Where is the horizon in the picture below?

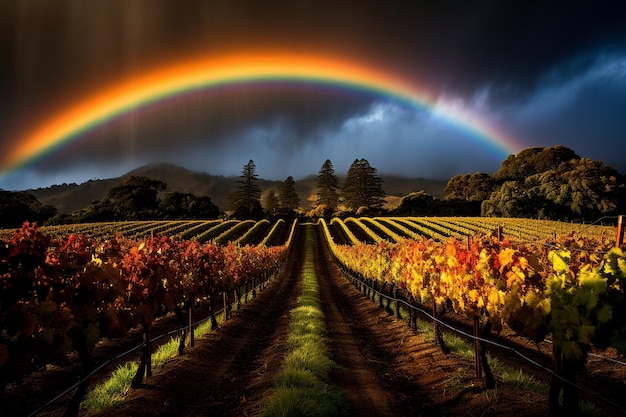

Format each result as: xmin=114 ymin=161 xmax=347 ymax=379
xmin=13 ymin=160 xmax=452 ymax=192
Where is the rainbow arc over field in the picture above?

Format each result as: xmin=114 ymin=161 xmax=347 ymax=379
xmin=1 ymin=52 xmax=522 ymax=177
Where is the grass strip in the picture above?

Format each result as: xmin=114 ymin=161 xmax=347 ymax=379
xmin=262 ymin=224 xmax=349 ymax=417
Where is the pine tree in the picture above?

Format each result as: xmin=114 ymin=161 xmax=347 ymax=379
xmin=278 ymin=176 xmax=300 ymax=216
xmin=313 ymin=159 xmax=340 ymax=214
xmin=232 ymin=160 xmax=263 ymax=219
xmin=342 ymin=158 xmax=385 ymax=213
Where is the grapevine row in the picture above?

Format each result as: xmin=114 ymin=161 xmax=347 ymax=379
xmin=320 ymin=218 xmax=626 ymax=414
xmin=1 ymin=219 xmax=297 ymax=247
xmin=0 ymin=222 xmax=289 ymax=414
xmin=320 ymin=216 xmax=617 ymax=249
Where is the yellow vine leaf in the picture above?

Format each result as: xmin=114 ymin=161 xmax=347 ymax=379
xmin=498 ymin=248 xmax=516 ymax=273
xmin=549 ymin=250 xmax=570 ymax=273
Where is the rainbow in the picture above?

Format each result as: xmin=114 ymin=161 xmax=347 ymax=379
xmin=1 ymin=52 xmax=522 ymax=176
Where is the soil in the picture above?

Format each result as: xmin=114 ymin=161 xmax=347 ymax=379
xmin=4 ymin=222 xmax=625 ymax=417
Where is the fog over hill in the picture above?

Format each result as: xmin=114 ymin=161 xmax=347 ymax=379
xmin=27 ymin=163 xmax=447 ymax=214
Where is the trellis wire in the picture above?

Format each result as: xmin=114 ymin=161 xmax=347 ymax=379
xmin=26 ymin=273 xmax=275 ymax=417
xmin=338 ymin=264 xmax=626 ymax=415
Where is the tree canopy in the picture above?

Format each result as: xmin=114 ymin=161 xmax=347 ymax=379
xmin=0 ymin=191 xmax=57 ymax=228
xmin=73 ymin=176 xmax=222 ymax=222
xmin=77 ymin=176 xmax=166 ymax=221
xmin=393 ymin=191 xmax=436 ymax=216
xmin=160 ymin=191 xmax=219 ymax=220
xmin=342 ymin=159 xmax=385 ymax=213
xmin=277 ymin=176 xmax=300 ymax=217
xmin=492 ymin=145 xmax=580 ymax=183
xmin=232 ymin=160 xmax=263 ymax=219
xmin=4 ymin=145 xmax=621 ymax=224
xmin=480 ymin=147 xmax=625 ymax=221
xmin=313 ymin=159 xmax=340 ymax=216
xmin=444 ymin=172 xmax=495 ymax=201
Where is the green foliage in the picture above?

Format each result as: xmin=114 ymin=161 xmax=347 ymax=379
xmin=278 ymin=176 xmax=300 ymax=217
xmin=482 ymin=147 xmax=625 ymax=221
xmin=0 ymin=190 xmax=57 ymax=227
xmin=393 ymin=191 xmax=436 ymax=216
xmin=445 ymin=172 xmax=495 ymax=201
xmin=159 ymin=191 xmax=219 ymax=219
xmin=78 ymin=176 xmax=166 ymax=221
xmin=493 ymin=145 xmax=579 ymax=183
xmin=312 ymin=159 xmax=340 ymax=214
xmin=232 ymin=160 xmax=263 ymax=219
xmin=341 ymin=158 xmax=385 ymax=213
xmin=545 ymin=248 xmax=626 ymax=360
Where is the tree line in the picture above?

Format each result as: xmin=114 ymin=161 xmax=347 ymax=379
xmin=34 ymin=176 xmax=221 ymax=225
xmin=443 ymin=145 xmax=626 ymax=222
xmin=1 ymin=145 xmax=624 ymax=227
xmin=231 ymin=158 xmax=386 ymax=220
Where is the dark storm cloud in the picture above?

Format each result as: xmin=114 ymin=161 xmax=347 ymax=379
xmin=27 ymin=85 xmax=380 ymax=175
xmin=496 ymin=60 xmax=626 ymax=171
xmin=1 ymin=0 xmax=626 ymax=189
xmin=405 ymin=0 xmax=626 ymax=102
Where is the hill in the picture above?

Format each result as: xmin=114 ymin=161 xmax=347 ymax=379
xmin=27 ymin=163 xmax=447 ymax=214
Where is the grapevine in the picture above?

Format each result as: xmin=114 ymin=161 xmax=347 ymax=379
xmin=0 ymin=221 xmax=288 ymax=414
xmin=323 ymin=220 xmax=626 ymax=414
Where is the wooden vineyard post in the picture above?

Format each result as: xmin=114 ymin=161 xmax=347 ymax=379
xmin=223 ymin=291 xmax=229 ymax=320
xmin=189 ymin=305 xmax=195 ymax=348
xmin=146 ymin=324 xmax=152 ymax=377
xmin=473 ymin=316 xmax=482 ymax=379
xmin=549 ymin=345 xmax=563 ymax=413
xmin=131 ymin=324 xmax=152 ymax=388
xmin=616 ymin=215 xmax=625 ymax=248
xmin=431 ymin=299 xmax=449 ymax=353
xmin=432 ymin=298 xmax=438 ymax=345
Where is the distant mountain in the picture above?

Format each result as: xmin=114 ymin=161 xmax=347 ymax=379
xmin=27 ymin=163 xmax=447 ymax=214
xmin=28 ymin=178 xmax=121 ymax=215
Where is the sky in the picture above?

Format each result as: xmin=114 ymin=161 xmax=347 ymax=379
xmin=1 ymin=0 xmax=625 ymax=191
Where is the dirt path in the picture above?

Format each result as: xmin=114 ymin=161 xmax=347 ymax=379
xmin=312 ymin=224 xmax=555 ymax=417
xmin=89 ymin=223 xmax=442 ymax=417
xmin=89 ymin=223 xmax=550 ymax=417
xmin=90 ymin=225 xmax=306 ymax=417
xmin=313 ymin=224 xmax=432 ymax=416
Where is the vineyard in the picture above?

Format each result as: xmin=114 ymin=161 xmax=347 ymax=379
xmin=322 ymin=216 xmax=626 ymax=415
xmin=0 ymin=219 xmax=296 ymax=416
xmin=325 ymin=216 xmax=616 ymax=245
xmin=0 ymin=218 xmax=294 ymax=247
xmin=1 ymin=216 xmax=625 ymax=416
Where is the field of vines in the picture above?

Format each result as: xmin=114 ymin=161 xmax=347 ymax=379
xmin=1 ymin=215 xmax=624 ymax=415
xmin=0 ymin=218 xmax=295 ymax=247
xmin=321 ymin=216 xmax=626 ymax=414
xmin=0 ymin=218 xmax=298 ymax=415
xmin=325 ymin=216 xmax=617 ymax=246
